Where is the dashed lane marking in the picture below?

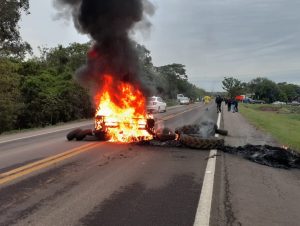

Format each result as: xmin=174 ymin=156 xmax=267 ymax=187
xmin=0 ymin=142 xmax=99 ymax=185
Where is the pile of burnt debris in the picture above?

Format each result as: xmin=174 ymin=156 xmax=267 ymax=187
xmin=138 ymin=121 xmax=300 ymax=170
xmin=222 ymin=145 xmax=300 ymax=169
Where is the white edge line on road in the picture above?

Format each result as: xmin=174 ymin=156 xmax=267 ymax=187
xmin=193 ymin=112 xmax=221 ymax=226
xmin=0 ymin=122 xmax=93 ymax=145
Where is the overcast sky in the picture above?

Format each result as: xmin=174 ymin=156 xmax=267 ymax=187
xmin=20 ymin=0 xmax=300 ymax=91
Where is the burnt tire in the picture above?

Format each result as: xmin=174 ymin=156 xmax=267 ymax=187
xmin=66 ymin=128 xmax=82 ymax=141
xmin=76 ymin=129 xmax=93 ymax=141
xmin=216 ymin=129 xmax=228 ymax=136
xmin=146 ymin=119 xmax=156 ymax=135
xmin=94 ymin=131 xmax=111 ymax=141
xmin=175 ymin=122 xmax=217 ymax=137
xmin=156 ymin=133 xmax=176 ymax=142
xmin=179 ymin=134 xmax=224 ymax=150
xmin=155 ymin=127 xmax=176 ymax=141
xmin=175 ymin=125 xmax=198 ymax=134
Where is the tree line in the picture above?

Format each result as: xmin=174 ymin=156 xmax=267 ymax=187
xmin=0 ymin=1 xmax=206 ymax=134
xmin=0 ymin=43 xmax=94 ymax=133
xmin=0 ymin=43 xmax=206 ymax=134
xmin=136 ymin=44 xmax=206 ymax=101
xmin=222 ymin=77 xmax=300 ymax=103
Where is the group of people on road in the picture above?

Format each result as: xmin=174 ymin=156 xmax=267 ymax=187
xmin=225 ymin=98 xmax=239 ymax=113
xmin=215 ymin=95 xmax=239 ymax=113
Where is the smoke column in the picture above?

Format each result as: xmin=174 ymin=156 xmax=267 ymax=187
xmin=54 ymin=0 xmax=155 ymax=100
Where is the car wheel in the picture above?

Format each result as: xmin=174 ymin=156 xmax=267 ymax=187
xmin=158 ymin=107 xmax=161 ymax=113
xmin=76 ymin=129 xmax=93 ymax=141
xmin=66 ymin=128 xmax=82 ymax=141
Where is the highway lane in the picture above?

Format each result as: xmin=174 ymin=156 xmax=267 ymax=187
xmin=3 ymin=102 xmax=298 ymax=226
xmin=0 ymin=102 xmax=218 ymax=226
xmin=0 ymin=103 xmax=205 ymax=173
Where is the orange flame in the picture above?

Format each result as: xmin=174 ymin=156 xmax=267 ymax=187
xmin=95 ymin=75 xmax=152 ymax=142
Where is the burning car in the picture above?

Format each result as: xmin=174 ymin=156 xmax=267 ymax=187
xmin=67 ymin=75 xmax=155 ymax=143
xmin=66 ymin=115 xmax=155 ymax=142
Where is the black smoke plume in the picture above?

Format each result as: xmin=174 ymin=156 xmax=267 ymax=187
xmin=54 ymin=0 xmax=155 ymax=102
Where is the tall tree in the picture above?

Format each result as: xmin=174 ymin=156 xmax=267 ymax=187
xmin=158 ymin=63 xmax=188 ymax=80
xmin=278 ymin=82 xmax=299 ymax=102
xmin=0 ymin=59 xmax=23 ymax=133
xmin=0 ymin=0 xmax=32 ymax=58
xmin=248 ymin=77 xmax=281 ymax=103
xmin=222 ymin=77 xmax=243 ymax=98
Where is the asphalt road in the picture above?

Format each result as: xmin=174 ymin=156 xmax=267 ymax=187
xmin=1 ymin=102 xmax=299 ymax=226
xmin=0 ymin=102 xmax=217 ymax=226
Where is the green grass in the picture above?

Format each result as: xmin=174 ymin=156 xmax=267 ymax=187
xmin=240 ymin=104 xmax=300 ymax=152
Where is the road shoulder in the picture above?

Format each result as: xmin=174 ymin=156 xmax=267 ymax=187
xmin=212 ymin=106 xmax=300 ymax=226
xmin=0 ymin=120 xmax=93 ymax=144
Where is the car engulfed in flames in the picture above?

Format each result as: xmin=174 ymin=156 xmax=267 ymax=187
xmin=67 ymin=74 xmax=155 ymax=143
xmin=93 ymin=74 xmax=154 ymax=142
xmin=93 ymin=115 xmax=155 ymax=142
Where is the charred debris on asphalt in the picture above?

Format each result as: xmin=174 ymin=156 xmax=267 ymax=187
xmin=138 ymin=121 xmax=300 ymax=170
xmin=67 ymin=119 xmax=300 ymax=170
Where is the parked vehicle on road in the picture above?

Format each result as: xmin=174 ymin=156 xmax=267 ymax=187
xmin=177 ymin=94 xmax=190 ymax=104
xmin=147 ymin=96 xmax=167 ymax=113
xmin=179 ymin=97 xmax=190 ymax=105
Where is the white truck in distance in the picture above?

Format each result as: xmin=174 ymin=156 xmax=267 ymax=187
xmin=177 ymin=94 xmax=190 ymax=105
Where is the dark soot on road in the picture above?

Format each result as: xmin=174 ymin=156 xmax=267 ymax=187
xmin=222 ymin=144 xmax=300 ymax=169
xmin=140 ymin=141 xmax=300 ymax=169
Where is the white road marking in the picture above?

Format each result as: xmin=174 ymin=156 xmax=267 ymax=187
xmin=193 ymin=112 xmax=221 ymax=226
xmin=0 ymin=122 xmax=93 ymax=144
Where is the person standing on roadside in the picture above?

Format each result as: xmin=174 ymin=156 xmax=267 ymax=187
xmin=227 ymin=98 xmax=232 ymax=112
xmin=231 ymin=99 xmax=238 ymax=113
xmin=215 ymin=95 xmax=222 ymax=113
xmin=234 ymin=99 xmax=239 ymax=112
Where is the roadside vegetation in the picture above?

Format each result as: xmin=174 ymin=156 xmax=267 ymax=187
xmin=222 ymin=77 xmax=300 ymax=103
xmin=239 ymin=104 xmax=300 ymax=152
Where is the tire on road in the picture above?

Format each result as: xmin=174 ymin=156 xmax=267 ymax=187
xmin=215 ymin=128 xmax=228 ymax=136
xmin=175 ymin=122 xmax=218 ymax=137
xmin=76 ymin=129 xmax=93 ymax=141
xmin=94 ymin=131 xmax=111 ymax=141
xmin=175 ymin=125 xmax=198 ymax=135
xmin=155 ymin=127 xmax=176 ymax=141
xmin=66 ymin=128 xmax=82 ymax=141
xmin=156 ymin=133 xmax=176 ymax=142
xmin=179 ymin=134 xmax=224 ymax=150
